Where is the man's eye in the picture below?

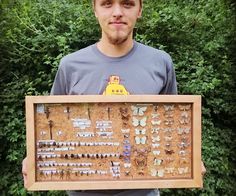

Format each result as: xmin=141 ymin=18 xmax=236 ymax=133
xmin=101 ymin=1 xmax=112 ymax=7
xmin=123 ymin=1 xmax=135 ymax=8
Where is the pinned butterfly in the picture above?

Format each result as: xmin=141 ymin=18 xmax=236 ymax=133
xmin=131 ymin=105 xmax=147 ymax=116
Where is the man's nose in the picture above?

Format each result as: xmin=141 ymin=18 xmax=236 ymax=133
xmin=112 ymin=4 xmax=123 ymax=17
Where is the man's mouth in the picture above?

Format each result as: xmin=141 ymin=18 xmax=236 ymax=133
xmin=109 ymin=21 xmax=127 ymax=25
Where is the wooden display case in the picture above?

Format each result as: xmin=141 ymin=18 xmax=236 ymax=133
xmin=25 ymin=95 xmax=202 ymax=190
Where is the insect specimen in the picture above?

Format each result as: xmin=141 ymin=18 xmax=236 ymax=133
xmin=135 ymin=128 xmax=146 ymax=135
xmin=135 ymin=136 xmax=147 ymax=144
xmin=131 ymin=105 xmax=147 ymax=116
xmin=132 ymin=117 xmax=147 ymax=127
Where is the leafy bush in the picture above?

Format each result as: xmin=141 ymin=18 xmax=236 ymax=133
xmin=0 ymin=0 xmax=235 ymax=195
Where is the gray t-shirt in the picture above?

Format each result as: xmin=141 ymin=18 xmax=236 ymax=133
xmin=51 ymin=41 xmax=177 ymax=196
xmin=51 ymin=41 xmax=177 ymax=95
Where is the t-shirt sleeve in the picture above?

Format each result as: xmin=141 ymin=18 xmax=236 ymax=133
xmin=160 ymin=53 xmax=178 ymax=95
xmin=50 ymin=60 xmax=67 ymax=95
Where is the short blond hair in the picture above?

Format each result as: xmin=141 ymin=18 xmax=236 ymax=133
xmin=93 ymin=0 xmax=142 ymax=7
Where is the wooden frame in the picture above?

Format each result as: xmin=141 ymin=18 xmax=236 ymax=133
xmin=25 ymin=95 xmax=202 ymax=190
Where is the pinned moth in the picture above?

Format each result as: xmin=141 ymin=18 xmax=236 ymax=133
xmin=56 ymin=130 xmax=63 ymax=136
xmin=177 ymin=127 xmax=191 ymax=134
xmin=153 ymin=158 xmax=163 ymax=166
xmin=178 ymin=167 xmax=189 ymax=174
xmin=165 ymin=157 xmax=174 ymax=164
xmin=123 ymin=133 xmax=130 ymax=138
xmin=164 ymin=113 xmax=174 ymax=118
xmin=124 ymin=163 xmax=131 ymax=168
xmin=152 ymin=136 xmax=160 ymax=142
xmin=151 ymin=120 xmax=161 ymax=126
xmin=164 ymin=136 xmax=172 ymax=142
xmin=153 ymin=105 xmax=159 ymax=113
xmin=164 ymin=104 xmax=175 ymax=111
xmin=178 ymin=104 xmax=191 ymax=111
xmin=181 ymin=111 xmax=189 ymax=118
xmin=151 ymin=113 xmax=160 ymax=119
xmin=178 ymin=141 xmax=190 ymax=149
xmin=123 ymin=140 xmax=130 ymax=144
xmin=150 ymin=168 xmax=164 ymax=177
xmin=152 ymin=150 xmax=161 ymax=155
xmin=165 ymin=149 xmax=175 ymax=155
xmin=152 ymin=143 xmax=160 ymax=148
xmin=64 ymin=106 xmax=71 ymax=119
xmin=164 ymin=119 xmax=174 ymax=126
xmin=151 ymin=127 xmax=160 ymax=134
xmin=163 ymin=128 xmax=175 ymax=133
xmin=179 ymin=150 xmax=187 ymax=156
xmin=119 ymin=107 xmax=130 ymax=121
xmin=165 ymin=167 xmax=175 ymax=174
xmin=125 ymin=170 xmax=131 ymax=176
xmin=179 ymin=158 xmax=189 ymax=164
xmin=179 ymin=117 xmax=190 ymax=125
xmin=40 ymin=130 xmax=47 ymax=136
xmin=121 ymin=129 xmax=130 ymax=133
xmin=165 ymin=143 xmax=171 ymax=148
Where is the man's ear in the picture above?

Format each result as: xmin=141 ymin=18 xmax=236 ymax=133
xmin=137 ymin=7 xmax=142 ymax=19
xmin=94 ymin=10 xmax=98 ymax=18
xmin=92 ymin=0 xmax=97 ymax=18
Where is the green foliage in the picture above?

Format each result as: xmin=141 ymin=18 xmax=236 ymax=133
xmin=0 ymin=0 xmax=235 ymax=195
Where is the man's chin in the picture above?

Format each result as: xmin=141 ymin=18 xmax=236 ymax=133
xmin=108 ymin=36 xmax=129 ymax=45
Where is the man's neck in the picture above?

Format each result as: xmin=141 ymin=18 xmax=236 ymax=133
xmin=96 ymin=37 xmax=134 ymax=58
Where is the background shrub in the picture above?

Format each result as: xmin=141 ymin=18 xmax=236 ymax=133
xmin=0 ymin=0 xmax=235 ymax=195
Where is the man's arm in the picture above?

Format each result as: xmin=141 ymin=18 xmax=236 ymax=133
xmin=160 ymin=53 xmax=178 ymax=95
xmin=51 ymin=59 xmax=68 ymax=95
xmin=22 ymin=59 xmax=68 ymax=188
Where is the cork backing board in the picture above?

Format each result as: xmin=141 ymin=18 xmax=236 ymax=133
xmin=25 ymin=95 xmax=202 ymax=190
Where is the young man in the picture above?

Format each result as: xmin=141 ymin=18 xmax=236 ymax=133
xmin=51 ymin=0 xmax=177 ymax=96
xmin=23 ymin=0 xmax=199 ymax=195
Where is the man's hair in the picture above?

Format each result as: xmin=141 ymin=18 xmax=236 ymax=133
xmin=92 ymin=0 xmax=143 ymax=7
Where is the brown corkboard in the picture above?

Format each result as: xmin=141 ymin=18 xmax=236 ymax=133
xmin=25 ymin=95 xmax=202 ymax=190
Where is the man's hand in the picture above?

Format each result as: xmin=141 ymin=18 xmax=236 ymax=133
xmin=22 ymin=157 xmax=28 ymax=188
xmin=201 ymin=161 xmax=206 ymax=176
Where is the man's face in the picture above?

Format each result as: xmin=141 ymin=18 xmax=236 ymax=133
xmin=94 ymin=0 xmax=142 ymax=45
